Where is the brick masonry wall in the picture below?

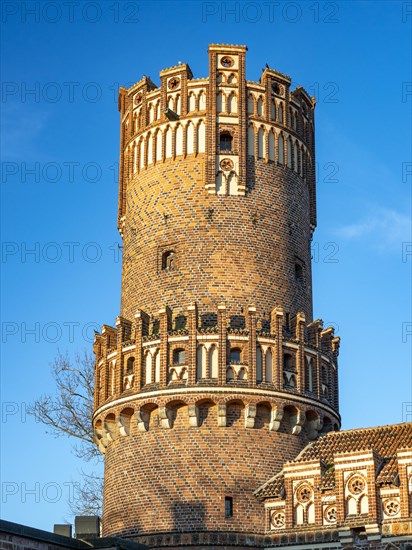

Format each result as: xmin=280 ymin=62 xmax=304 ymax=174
xmin=120 ymin=154 xmax=313 ymax=323
xmin=101 ymin=400 xmax=309 ymax=539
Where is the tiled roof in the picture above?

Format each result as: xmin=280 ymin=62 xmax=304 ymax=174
xmin=256 ymin=472 xmax=285 ymax=499
xmin=255 ymin=423 xmax=412 ymax=499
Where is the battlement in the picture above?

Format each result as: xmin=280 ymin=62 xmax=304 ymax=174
xmin=93 ymin=302 xmax=340 ymax=442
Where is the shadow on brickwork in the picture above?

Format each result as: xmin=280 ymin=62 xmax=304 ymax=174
xmin=200 ymin=312 xmax=218 ymax=327
xmin=229 ymin=315 xmax=245 ymax=329
xmin=172 ymin=501 xmax=205 ymax=533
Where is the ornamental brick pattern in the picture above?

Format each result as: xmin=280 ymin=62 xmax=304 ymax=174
xmin=256 ymin=423 xmax=412 ymax=548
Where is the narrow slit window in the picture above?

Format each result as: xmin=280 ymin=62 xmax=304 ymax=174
xmin=295 ymin=263 xmax=303 ymax=282
xmin=225 ymin=496 xmax=233 ymax=518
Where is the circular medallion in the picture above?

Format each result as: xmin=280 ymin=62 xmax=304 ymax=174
xmin=135 ymin=94 xmax=143 ymax=105
xmin=348 ymin=476 xmax=365 ymax=495
xmin=270 ymin=510 xmax=285 ymax=529
xmin=296 ymin=484 xmax=313 ymax=503
xmin=324 ymin=505 xmax=337 ymax=524
xmin=168 ymin=77 xmax=180 ymax=90
xmin=272 ymin=82 xmax=283 ymax=96
xmin=221 ymin=56 xmax=234 ymax=68
xmin=383 ymin=499 xmax=400 ymax=517
xmin=220 ymin=158 xmax=234 ymax=171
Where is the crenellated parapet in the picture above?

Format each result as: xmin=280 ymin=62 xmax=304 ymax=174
xmin=93 ymin=302 xmax=340 ymax=442
xmin=117 ymin=44 xmax=316 ymax=230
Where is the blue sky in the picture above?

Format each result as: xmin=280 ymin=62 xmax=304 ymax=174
xmin=1 ymin=0 xmax=411 ymax=532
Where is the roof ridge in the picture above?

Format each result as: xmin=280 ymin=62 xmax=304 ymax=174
xmin=328 ymin=422 xmax=412 ymax=435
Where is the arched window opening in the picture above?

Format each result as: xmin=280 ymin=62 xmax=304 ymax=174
xmin=109 ymin=363 xmax=115 ymax=395
xmin=198 ymin=91 xmax=206 ymax=110
xmin=197 ymin=120 xmax=206 ymax=152
xmin=283 ymin=353 xmax=294 ymax=371
xmin=145 ymin=353 xmax=152 ymax=385
xmin=175 ymin=94 xmax=181 ymax=115
xmin=256 ymin=347 xmax=262 ymax=383
xmin=247 ymin=94 xmax=254 ymax=114
xmin=257 ymin=128 xmax=264 ymax=159
xmin=287 ymin=137 xmax=292 ymax=168
xmin=268 ymin=131 xmax=275 ymax=162
xmin=126 ymin=357 xmax=135 ymax=375
xmin=271 ymin=100 xmax=276 ymax=121
xmin=278 ymin=104 xmax=284 ymax=123
xmin=247 ymin=125 xmax=255 ymax=157
xmin=188 ymin=93 xmax=196 ymax=112
xmin=217 ymin=92 xmax=223 ymax=113
xmin=196 ymin=345 xmax=207 ymax=380
xmin=139 ymin=139 xmax=145 ymax=169
xmin=230 ymin=347 xmax=241 ymax=363
xmin=278 ymin=134 xmax=284 ymax=164
xmin=220 ymin=132 xmax=233 ymax=152
xmin=306 ymin=357 xmax=314 ymax=392
xmin=165 ymin=126 xmax=173 ymax=158
xmin=173 ymin=348 xmax=186 ymax=365
xmin=294 ymin=141 xmax=298 ymax=172
xmin=154 ymin=351 xmax=160 ymax=383
xmin=210 ymin=345 xmax=218 ymax=378
xmin=227 ymin=93 xmax=238 ymax=114
xmin=265 ymin=349 xmax=273 ymax=382
xmin=147 ymin=134 xmax=153 ymax=165
xmin=175 ymin=125 xmax=183 ymax=156
xmin=186 ymin=122 xmax=194 ymax=155
xmin=148 ymin=104 xmax=154 ymax=123
xmin=155 ymin=130 xmax=162 ymax=162
xmin=257 ymin=97 xmax=263 ymax=116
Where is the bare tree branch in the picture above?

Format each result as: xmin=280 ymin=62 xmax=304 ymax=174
xmin=28 ymin=350 xmax=103 ymax=513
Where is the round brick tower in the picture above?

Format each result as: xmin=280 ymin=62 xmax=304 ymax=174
xmin=93 ymin=44 xmax=341 ymax=548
